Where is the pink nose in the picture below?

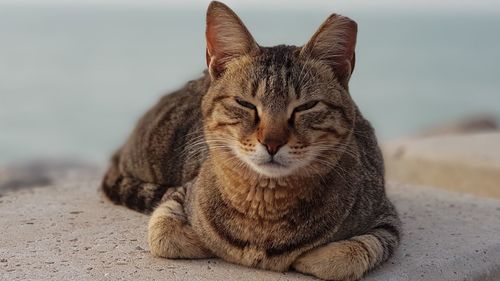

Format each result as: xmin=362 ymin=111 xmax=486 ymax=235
xmin=258 ymin=138 xmax=287 ymax=156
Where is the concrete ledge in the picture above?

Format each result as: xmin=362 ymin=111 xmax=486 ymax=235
xmin=1 ymin=171 xmax=500 ymax=280
xmin=383 ymin=132 xmax=500 ymax=199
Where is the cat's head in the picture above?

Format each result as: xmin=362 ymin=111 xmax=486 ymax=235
xmin=202 ymin=1 xmax=358 ymax=179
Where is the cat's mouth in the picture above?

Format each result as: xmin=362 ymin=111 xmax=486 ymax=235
xmin=249 ymin=158 xmax=294 ymax=178
xmin=260 ymin=159 xmax=286 ymax=168
xmin=236 ymin=149 xmax=296 ymax=178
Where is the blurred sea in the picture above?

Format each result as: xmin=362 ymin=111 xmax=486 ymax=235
xmin=1 ymin=5 xmax=499 ymax=164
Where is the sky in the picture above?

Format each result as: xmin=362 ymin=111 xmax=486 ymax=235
xmin=1 ymin=0 xmax=499 ymax=13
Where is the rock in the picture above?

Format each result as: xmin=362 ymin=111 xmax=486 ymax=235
xmin=0 ymin=168 xmax=499 ymax=281
xmin=0 ymin=158 xmax=101 ymax=193
xmin=418 ymin=114 xmax=498 ymax=137
xmin=383 ymin=132 xmax=500 ymax=199
xmin=366 ymin=184 xmax=500 ymax=281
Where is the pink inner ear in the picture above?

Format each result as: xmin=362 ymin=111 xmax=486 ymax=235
xmin=205 ymin=23 xmax=217 ymax=68
xmin=205 ymin=2 xmax=259 ymax=78
xmin=205 ymin=18 xmax=228 ymax=77
xmin=205 ymin=15 xmax=219 ymax=67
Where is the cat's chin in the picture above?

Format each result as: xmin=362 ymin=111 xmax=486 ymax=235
xmin=247 ymin=161 xmax=295 ymax=178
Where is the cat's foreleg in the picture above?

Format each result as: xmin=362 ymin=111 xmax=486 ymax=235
xmin=292 ymin=225 xmax=400 ymax=281
xmin=148 ymin=186 xmax=213 ymax=259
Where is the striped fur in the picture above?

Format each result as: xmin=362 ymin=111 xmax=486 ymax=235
xmin=101 ymin=74 xmax=210 ymax=214
xmin=102 ymin=2 xmax=401 ymax=280
xmin=293 ymin=224 xmax=400 ymax=281
xmin=148 ymin=186 xmax=213 ymax=258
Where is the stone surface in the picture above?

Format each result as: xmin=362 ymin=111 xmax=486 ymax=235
xmin=383 ymin=132 xmax=500 ymax=199
xmin=417 ymin=114 xmax=498 ymax=137
xmin=1 ymin=169 xmax=500 ymax=281
xmin=0 ymin=159 xmax=99 ymax=191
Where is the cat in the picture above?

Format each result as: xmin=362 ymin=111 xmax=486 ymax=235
xmin=101 ymin=1 xmax=401 ymax=280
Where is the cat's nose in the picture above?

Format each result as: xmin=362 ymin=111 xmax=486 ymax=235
xmin=257 ymin=119 xmax=290 ymax=156
xmin=258 ymin=137 xmax=287 ymax=156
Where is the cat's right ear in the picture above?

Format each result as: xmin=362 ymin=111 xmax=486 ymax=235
xmin=206 ymin=1 xmax=259 ymax=79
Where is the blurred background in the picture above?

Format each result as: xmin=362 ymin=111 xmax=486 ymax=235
xmin=1 ymin=0 xmax=499 ymax=165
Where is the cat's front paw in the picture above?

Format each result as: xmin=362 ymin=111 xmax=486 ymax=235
xmin=148 ymin=187 xmax=212 ymax=259
xmin=293 ymin=240 xmax=374 ymax=281
xmin=148 ymin=199 xmax=186 ymax=258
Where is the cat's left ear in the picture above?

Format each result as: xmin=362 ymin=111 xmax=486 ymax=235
xmin=206 ymin=1 xmax=259 ymax=79
xmin=301 ymin=14 xmax=357 ymax=88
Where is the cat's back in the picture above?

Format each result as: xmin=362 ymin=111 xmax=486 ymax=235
xmin=119 ymin=73 xmax=211 ymax=187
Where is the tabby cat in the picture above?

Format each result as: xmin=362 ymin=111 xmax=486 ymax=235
xmin=102 ymin=2 xmax=401 ymax=280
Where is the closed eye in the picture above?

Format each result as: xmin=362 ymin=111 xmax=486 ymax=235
xmin=235 ymin=98 xmax=257 ymax=110
xmin=294 ymin=101 xmax=319 ymax=112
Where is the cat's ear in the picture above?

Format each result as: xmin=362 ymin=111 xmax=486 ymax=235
xmin=301 ymin=14 xmax=357 ymax=88
xmin=206 ymin=1 xmax=259 ymax=79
